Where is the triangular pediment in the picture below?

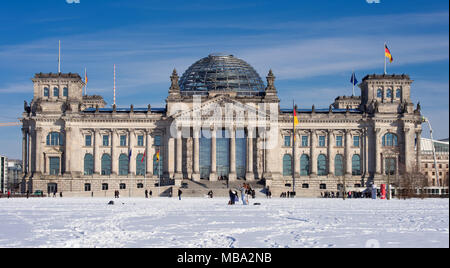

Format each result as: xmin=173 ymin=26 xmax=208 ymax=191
xmin=170 ymin=95 xmax=272 ymax=127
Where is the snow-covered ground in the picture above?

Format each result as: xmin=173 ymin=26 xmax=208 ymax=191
xmin=0 ymin=197 xmax=448 ymax=248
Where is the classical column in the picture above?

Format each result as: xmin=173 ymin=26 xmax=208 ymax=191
xmin=415 ymin=130 xmax=422 ymax=169
xmin=246 ymin=127 xmax=255 ymax=180
xmin=34 ymin=127 xmax=42 ymax=175
xmin=129 ymin=130 xmax=136 ymax=176
xmin=192 ymin=128 xmax=200 ymax=181
xmin=403 ymin=127 xmax=410 ymax=173
xmin=94 ymin=130 xmax=101 ymax=175
xmin=364 ymin=128 xmax=369 ymax=177
xmin=111 ymin=130 xmax=118 ymax=176
xmin=22 ymin=128 xmax=27 ymax=175
xmin=375 ymin=128 xmax=382 ymax=175
xmin=328 ymin=130 xmax=335 ymax=176
xmin=28 ymin=128 xmax=33 ymax=174
xmin=167 ymin=134 xmax=175 ymax=178
xmin=345 ymin=130 xmax=352 ymax=176
xmin=64 ymin=127 xmax=71 ymax=175
xmin=210 ymin=127 xmax=217 ymax=181
xmin=146 ymin=131 xmax=153 ymax=177
xmin=310 ymin=130 xmax=317 ymax=176
xmin=229 ymin=126 xmax=237 ymax=182
xmin=174 ymin=127 xmax=183 ymax=182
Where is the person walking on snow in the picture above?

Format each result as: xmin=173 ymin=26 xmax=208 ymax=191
xmin=178 ymin=189 xmax=182 ymax=200
xmin=239 ymin=185 xmax=247 ymax=205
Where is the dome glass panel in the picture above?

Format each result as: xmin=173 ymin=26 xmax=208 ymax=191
xmin=179 ymin=54 xmax=265 ymax=96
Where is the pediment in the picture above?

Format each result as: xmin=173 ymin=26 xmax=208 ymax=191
xmin=171 ymin=95 xmax=270 ymax=123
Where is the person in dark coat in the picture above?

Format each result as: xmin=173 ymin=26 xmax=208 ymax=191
xmin=145 ymin=189 xmax=148 ymax=199
xmin=178 ymin=189 xmax=182 ymax=200
xmin=228 ymin=190 xmax=235 ymax=205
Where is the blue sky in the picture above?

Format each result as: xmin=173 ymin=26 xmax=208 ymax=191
xmin=0 ymin=0 xmax=448 ymax=159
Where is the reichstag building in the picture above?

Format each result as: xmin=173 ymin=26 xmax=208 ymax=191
xmin=21 ymin=54 xmax=424 ymax=196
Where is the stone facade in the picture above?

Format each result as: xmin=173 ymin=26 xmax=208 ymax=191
xmin=20 ymin=56 xmax=424 ymax=197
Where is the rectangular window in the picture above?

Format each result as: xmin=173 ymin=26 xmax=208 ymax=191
xmin=85 ymin=135 xmax=92 ymax=147
xmin=84 ymin=184 xmax=91 ymax=192
xmin=301 ymin=136 xmax=308 ymax=147
xmin=137 ymin=135 xmax=144 ymax=146
xmin=284 ymin=136 xmax=291 ymax=147
xmin=154 ymin=135 xmax=161 ymax=146
xmin=103 ymin=135 xmax=109 ymax=146
xmin=353 ymin=136 xmax=360 ymax=147
xmin=336 ymin=136 xmax=343 ymax=147
xmin=319 ymin=136 xmax=326 ymax=147
xmin=63 ymin=87 xmax=68 ymax=97
xmin=49 ymin=157 xmax=60 ymax=175
xmin=120 ymin=135 xmax=127 ymax=146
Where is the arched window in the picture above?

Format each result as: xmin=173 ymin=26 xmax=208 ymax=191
xmin=377 ymin=88 xmax=383 ymax=98
xmin=53 ymin=87 xmax=59 ymax=97
xmin=101 ymin=154 xmax=111 ymax=175
xmin=352 ymin=154 xmax=361 ymax=175
xmin=46 ymin=132 xmax=63 ymax=146
xmin=136 ymin=154 xmax=146 ymax=176
xmin=153 ymin=153 xmax=163 ymax=176
xmin=317 ymin=154 xmax=327 ymax=176
xmin=382 ymin=133 xmax=398 ymax=147
xmin=334 ymin=154 xmax=344 ymax=176
xmin=386 ymin=88 xmax=393 ymax=98
xmin=283 ymin=154 xmax=292 ymax=176
xmin=84 ymin=154 xmax=94 ymax=175
xmin=44 ymin=87 xmax=49 ymax=97
xmin=396 ymin=88 xmax=401 ymax=98
xmin=119 ymin=154 xmax=129 ymax=175
xmin=300 ymin=154 xmax=310 ymax=176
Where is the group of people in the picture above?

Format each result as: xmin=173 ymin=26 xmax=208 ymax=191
xmin=321 ymin=191 xmax=372 ymax=199
xmin=114 ymin=190 xmax=120 ymax=198
xmin=228 ymin=183 xmax=255 ymax=205
xmin=0 ymin=190 xmax=11 ymax=199
xmin=280 ymin=191 xmax=296 ymax=198
xmin=144 ymin=189 xmax=153 ymax=198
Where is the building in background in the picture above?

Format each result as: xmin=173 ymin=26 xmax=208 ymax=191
xmin=20 ymin=54 xmax=424 ymax=197
xmin=420 ymin=138 xmax=449 ymax=187
xmin=7 ymin=160 xmax=22 ymax=192
xmin=0 ymin=155 xmax=7 ymax=193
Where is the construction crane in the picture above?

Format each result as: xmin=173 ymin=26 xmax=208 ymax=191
xmin=422 ymin=116 xmax=440 ymax=187
xmin=0 ymin=122 xmax=21 ymax=127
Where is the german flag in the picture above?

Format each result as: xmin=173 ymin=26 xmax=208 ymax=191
xmin=293 ymin=107 xmax=299 ymax=127
xmin=385 ymin=44 xmax=393 ymax=63
xmin=156 ymin=150 xmax=160 ymax=162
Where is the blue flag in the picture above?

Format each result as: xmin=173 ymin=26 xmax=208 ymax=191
xmin=350 ymin=72 xmax=358 ymax=86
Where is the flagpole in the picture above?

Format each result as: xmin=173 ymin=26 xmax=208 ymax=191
xmin=384 ymin=42 xmax=387 ymax=75
xmin=292 ymin=100 xmax=296 ymax=195
xmin=114 ymin=64 xmax=116 ymax=106
xmin=58 ymin=40 xmax=61 ymax=73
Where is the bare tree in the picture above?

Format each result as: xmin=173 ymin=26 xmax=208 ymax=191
xmin=395 ymin=162 xmax=428 ymax=199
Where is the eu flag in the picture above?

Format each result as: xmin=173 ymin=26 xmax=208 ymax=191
xmin=350 ymin=72 xmax=358 ymax=86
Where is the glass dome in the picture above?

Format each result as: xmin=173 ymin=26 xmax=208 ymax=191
xmin=179 ymin=54 xmax=265 ymax=96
